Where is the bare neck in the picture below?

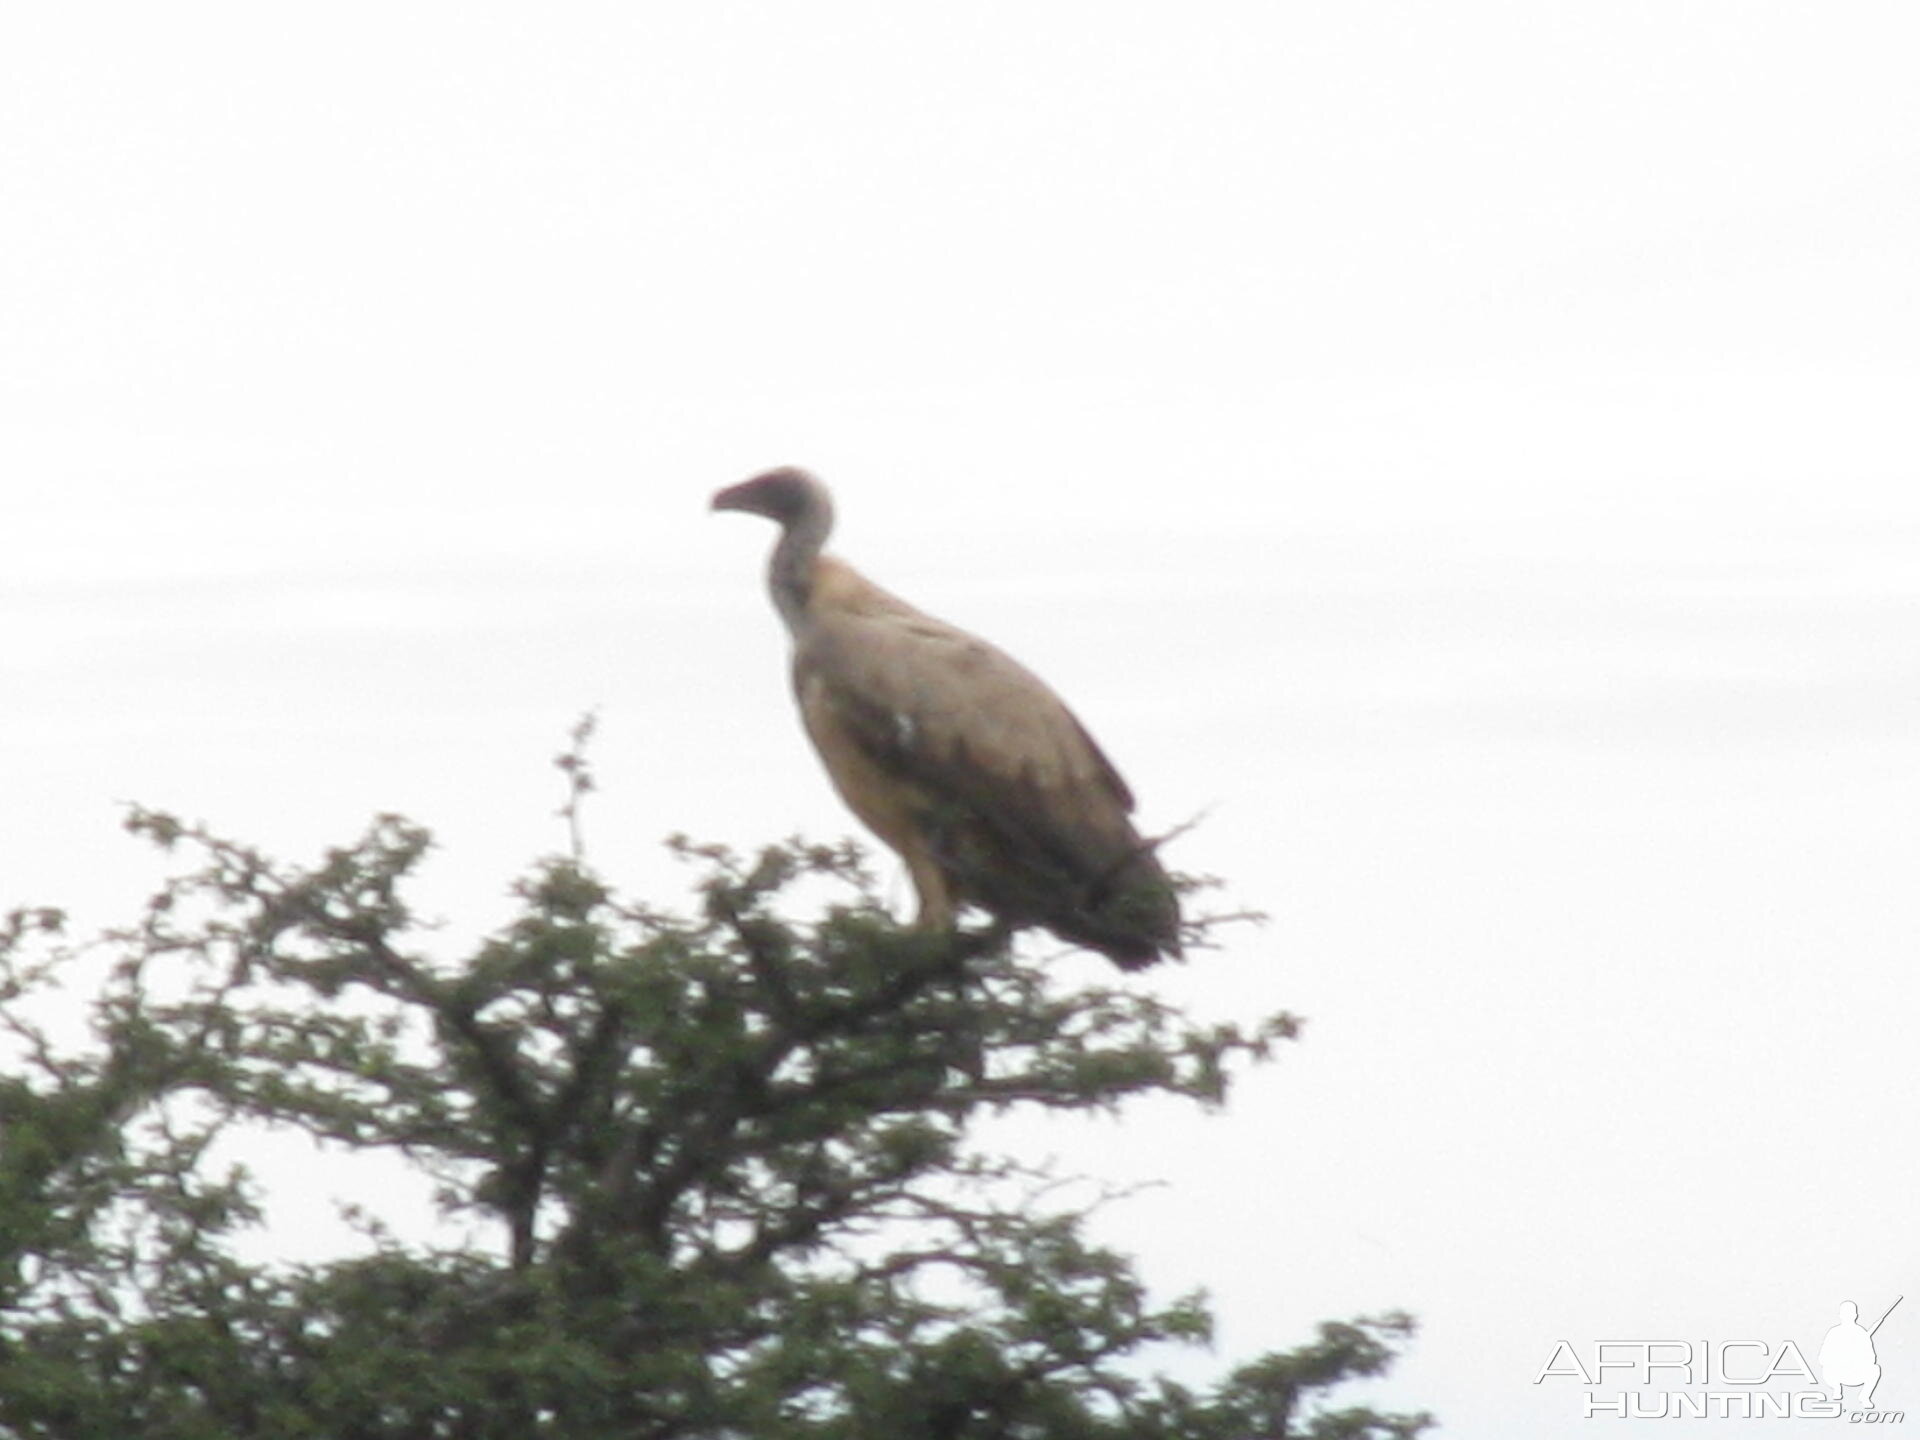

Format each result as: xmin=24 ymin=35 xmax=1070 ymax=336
xmin=769 ymin=495 xmax=833 ymax=632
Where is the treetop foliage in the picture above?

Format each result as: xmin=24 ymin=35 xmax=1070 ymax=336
xmin=0 ymin=733 xmax=1429 ymax=1439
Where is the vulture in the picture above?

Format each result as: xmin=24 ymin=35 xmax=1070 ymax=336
xmin=711 ymin=466 xmax=1180 ymax=969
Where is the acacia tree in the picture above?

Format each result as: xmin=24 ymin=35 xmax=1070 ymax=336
xmin=0 ymin=741 xmax=1429 ymax=1439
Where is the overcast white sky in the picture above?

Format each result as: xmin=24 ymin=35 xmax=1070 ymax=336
xmin=5 ymin=4 xmax=1918 ymax=1433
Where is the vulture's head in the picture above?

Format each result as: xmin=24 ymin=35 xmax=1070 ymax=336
xmin=711 ymin=466 xmax=831 ymax=531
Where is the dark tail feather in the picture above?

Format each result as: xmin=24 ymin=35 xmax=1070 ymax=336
xmin=1059 ymin=848 xmax=1182 ymax=970
xmin=932 ymin=812 xmax=1183 ymax=970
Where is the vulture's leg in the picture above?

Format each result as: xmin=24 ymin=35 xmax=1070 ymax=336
xmin=901 ymin=841 xmax=954 ymax=931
